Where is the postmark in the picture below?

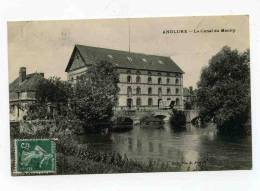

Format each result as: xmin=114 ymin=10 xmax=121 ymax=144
xmin=14 ymin=139 xmax=56 ymax=174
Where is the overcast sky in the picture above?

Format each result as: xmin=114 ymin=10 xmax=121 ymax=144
xmin=8 ymin=15 xmax=249 ymax=87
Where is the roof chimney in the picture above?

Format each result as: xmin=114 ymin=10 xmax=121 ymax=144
xmin=19 ymin=67 xmax=26 ymax=84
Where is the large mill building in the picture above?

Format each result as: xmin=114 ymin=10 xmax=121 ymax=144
xmin=65 ymin=45 xmax=184 ymax=111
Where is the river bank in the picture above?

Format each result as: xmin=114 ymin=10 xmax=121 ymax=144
xmin=10 ymin=121 xmax=208 ymax=175
xmin=10 ymin=119 xmax=251 ymax=175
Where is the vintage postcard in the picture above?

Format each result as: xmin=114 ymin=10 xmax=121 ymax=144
xmin=8 ymin=15 xmax=251 ymax=175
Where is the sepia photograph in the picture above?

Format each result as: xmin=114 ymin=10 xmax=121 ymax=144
xmin=8 ymin=15 xmax=251 ymax=175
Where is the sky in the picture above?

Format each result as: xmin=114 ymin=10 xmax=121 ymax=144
xmin=8 ymin=15 xmax=249 ymax=87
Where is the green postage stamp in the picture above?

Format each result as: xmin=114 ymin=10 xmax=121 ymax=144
xmin=14 ymin=139 xmax=56 ymax=174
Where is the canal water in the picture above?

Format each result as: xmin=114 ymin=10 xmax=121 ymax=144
xmin=76 ymin=123 xmax=252 ymax=171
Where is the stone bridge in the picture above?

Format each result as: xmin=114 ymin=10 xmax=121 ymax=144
xmin=114 ymin=109 xmax=199 ymax=123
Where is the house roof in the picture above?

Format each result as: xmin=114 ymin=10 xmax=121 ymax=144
xmin=65 ymin=44 xmax=184 ymax=74
xmin=9 ymin=73 xmax=44 ymax=92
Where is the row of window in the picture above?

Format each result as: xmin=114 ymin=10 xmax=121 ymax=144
xmin=126 ymin=70 xmax=181 ymax=77
xmin=127 ymin=75 xmax=179 ymax=84
xmin=127 ymin=97 xmax=180 ymax=106
xmin=127 ymin=86 xmax=179 ymax=96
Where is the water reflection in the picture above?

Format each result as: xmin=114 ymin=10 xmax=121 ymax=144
xmin=76 ymin=122 xmax=252 ymax=171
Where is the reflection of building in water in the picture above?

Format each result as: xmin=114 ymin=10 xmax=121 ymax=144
xmin=128 ymin=137 xmax=133 ymax=151
xmin=149 ymin=142 xmax=154 ymax=152
xmin=137 ymin=139 xmax=142 ymax=153
xmin=158 ymin=143 xmax=163 ymax=155
xmin=65 ymin=45 xmax=184 ymax=110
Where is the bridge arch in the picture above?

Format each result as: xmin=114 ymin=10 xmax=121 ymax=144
xmin=154 ymin=114 xmax=167 ymax=120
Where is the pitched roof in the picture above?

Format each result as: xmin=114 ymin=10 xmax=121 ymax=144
xmin=9 ymin=73 xmax=44 ymax=92
xmin=65 ymin=45 xmax=184 ymax=73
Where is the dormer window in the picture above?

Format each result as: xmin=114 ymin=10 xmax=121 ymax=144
xmin=142 ymin=58 xmax=147 ymax=62
xmin=127 ymin=56 xmax=132 ymax=62
xmin=158 ymin=60 xmax=163 ymax=64
xmin=107 ymin=54 xmax=113 ymax=59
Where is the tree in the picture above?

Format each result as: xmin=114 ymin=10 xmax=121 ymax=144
xmin=36 ymin=76 xmax=72 ymax=104
xmin=72 ymin=60 xmax=119 ymax=131
xmin=27 ymin=77 xmax=73 ymax=120
xmin=197 ymin=46 xmax=250 ymax=135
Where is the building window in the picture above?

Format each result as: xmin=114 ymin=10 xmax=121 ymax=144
xmin=167 ymin=78 xmax=170 ymax=84
xmin=136 ymin=70 xmax=141 ymax=75
xmin=175 ymin=78 xmax=179 ymax=84
xmin=148 ymin=98 xmax=153 ymax=106
xmin=136 ymin=97 xmax=141 ymax=106
xmin=176 ymin=98 xmax=180 ymax=106
xmin=148 ymin=87 xmax=152 ymax=95
xmin=176 ymin=88 xmax=179 ymax=94
xmin=127 ymin=75 xmax=132 ymax=83
xmin=127 ymin=70 xmax=131 ymax=74
xmin=127 ymin=86 xmax=132 ymax=97
xmin=158 ymin=87 xmax=162 ymax=97
xmin=148 ymin=76 xmax=152 ymax=84
xmin=136 ymin=87 xmax=141 ymax=95
xmin=158 ymin=77 xmax=162 ymax=84
xmin=136 ymin=76 xmax=141 ymax=83
xmin=148 ymin=71 xmax=152 ymax=75
xmin=127 ymin=98 xmax=132 ymax=108
xmin=167 ymin=88 xmax=171 ymax=95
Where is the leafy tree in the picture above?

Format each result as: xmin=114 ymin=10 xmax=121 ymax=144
xmin=36 ymin=76 xmax=72 ymax=103
xmin=72 ymin=60 xmax=119 ymax=131
xmin=197 ymin=46 xmax=250 ymax=135
xmin=27 ymin=77 xmax=73 ymax=120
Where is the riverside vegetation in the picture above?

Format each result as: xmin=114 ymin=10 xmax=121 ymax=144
xmin=10 ymin=119 xmax=208 ymax=174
